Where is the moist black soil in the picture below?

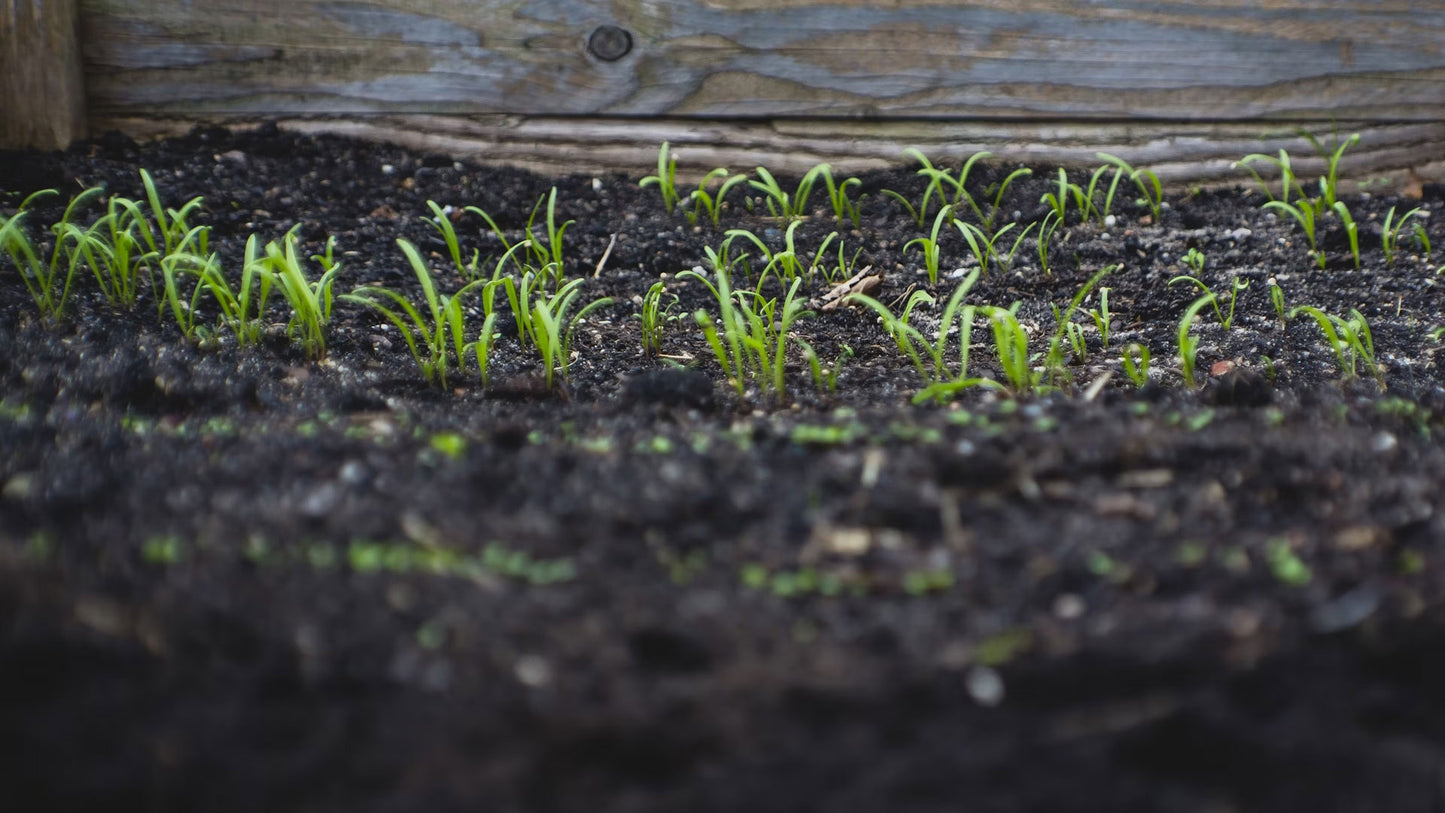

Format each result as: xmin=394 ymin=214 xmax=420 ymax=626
xmin=4 ymin=125 xmax=1445 ymax=812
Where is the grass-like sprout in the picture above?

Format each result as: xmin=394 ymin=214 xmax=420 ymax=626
xmin=635 ymin=280 xmax=679 ymax=356
xmin=1041 ymin=168 xmax=1070 ymax=223
xmin=979 ymin=305 xmax=1036 ymax=395
xmin=1042 ymin=266 xmax=1114 ymax=386
xmin=1097 ymin=153 xmax=1163 ymax=222
xmin=1332 ymin=201 xmax=1360 ymax=269
xmin=423 ymin=200 xmax=482 ymax=280
xmin=1263 ymin=196 xmax=1323 ymax=268
xmin=1267 ymin=277 xmax=1288 ymax=323
xmin=881 ymin=148 xmax=949 ymax=229
xmin=640 ymin=141 xmax=681 ymax=215
xmin=1177 ymin=292 xmax=1217 ymax=388
xmin=139 ymin=168 xmax=207 ymax=259
xmin=199 ymin=233 xmax=275 ymax=346
xmin=906 ymin=206 xmax=953 ymax=284
xmin=678 ymin=264 xmax=813 ymax=400
xmin=344 ymin=239 xmax=520 ymax=387
xmin=1121 ymin=342 xmax=1151 ymax=388
xmin=1234 ymin=149 xmax=1302 ymax=203
xmin=1 ymin=188 xmax=84 ymax=320
xmin=1036 ymin=210 xmax=1062 ymax=275
xmin=1085 ymin=287 xmax=1112 ymax=349
xmin=821 ymin=240 xmax=867 ymax=285
xmin=966 ymin=167 xmax=1033 ymax=235
xmin=157 ymin=250 xmax=216 ymax=340
xmin=817 ymin=165 xmax=865 ymax=228
xmin=687 ymin=169 xmax=749 ymax=227
xmin=848 ymin=269 xmax=993 ymax=402
xmin=1168 ymin=274 xmax=1249 ymax=331
xmin=1381 ymin=206 xmax=1425 ymax=265
xmin=525 ymin=278 xmax=615 ymax=391
xmin=1289 ymin=305 xmax=1380 ymax=384
xmin=956 ymin=220 xmax=1037 ymax=274
xmin=749 ymin=165 xmax=820 ymax=222
xmin=1182 ymin=247 xmax=1205 ymax=276
xmin=62 ymin=191 xmax=155 ymax=309
xmin=1302 ymin=131 xmax=1360 ymax=210
xmin=467 ymin=187 xmax=572 ymax=287
xmin=265 ymin=227 xmax=341 ymax=359
xmin=725 ymin=223 xmax=837 ymax=288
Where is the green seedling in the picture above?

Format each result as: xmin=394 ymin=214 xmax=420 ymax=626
xmin=1234 ymin=148 xmax=1302 ymax=203
xmin=725 ymin=223 xmax=837 ymax=287
xmin=199 ymin=233 xmax=275 ymax=346
xmin=1084 ymin=287 xmax=1112 ymax=349
xmin=1268 ymin=276 xmax=1288 ymax=323
xmin=1 ymin=188 xmax=79 ymax=320
xmin=1182 ymin=247 xmax=1205 ymax=276
xmin=1289 ymin=305 xmax=1380 ymax=383
xmin=515 ymin=276 xmax=614 ymax=391
xmin=423 ymin=200 xmax=482 ymax=280
xmin=640 ymin=141 xmax=681 ymax=215
xmin=1266 ymin=538 xmax=1312 ymax=586
xmin=1040 ymin=168 xmax=1070 ymax=222
xmin=1381 ymin=205 xmax=1425 ymax=264
xmin=914 ymin=151 xmax=988 ymax=224
xmin=345 ymin=239 xmax=523 ymax=387
xmin=1121 ymin=342 xmax=1151 ymax=388
xmin=979 ymin=305 xmax=1036 ymax=395
xmin=803 ymin=342 xmax=853 ymax=393
xmin=956 ymin=219 xmax=1037 ymax=274
xmin=1263 ymin=196 xmax=1323 ymax=268
xmin=1177 ymin=292 xmax=1216 ymax=388
xmin=971 ymin=167 xmax=1033 ymax=235
xmin=1036 ymin=210 xmax=1062 ymax=275
xmin=1168 ymin=274 xmax=1249 ymax=331
xmin=157 ymin=250 xmax=218 ymax=340
xmin=139 ymin=168 xmax=208 ymax=259
xmin=749 ymin=165 xmax=821 ymax=222
xmin=1040 ymin=266 xmax=1114 ymax=386
xmin=1097 ymin=153 xmax=1164 ymax=221
xmin=679 ymin=264 xmax=813 ymax=400
xmin=849 ymin=269 xmax=996 ymax=402
xmin=635 ymin=279 xmax=680 ymax=356
xmin=467 ymin=187 xmax=572 ymax=287
xmin=818 ymin=165 xmax=865 ymax=227
xmin=266 ymin=228 xmax=341 ymax=359
xmin=881 ymin=148 xmax=948 ymax=228
xmin=1333 ymin=201 xmax=1360 ymax=269
xmin=906 ymin=205 xmax=953 ymax=284
xmin=821 ymin=240 xmax=867 ymax=285
xmin=59 ymin=190 xmax=156 ymax=309
xmin=1302 ymin=131 xmax=1360 ymax=210
xmin=687 ymin=168 xmax=749 ymax=227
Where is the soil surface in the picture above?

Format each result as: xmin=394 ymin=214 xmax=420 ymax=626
xmin=4 ymin=125 xmax=1445 ymax=812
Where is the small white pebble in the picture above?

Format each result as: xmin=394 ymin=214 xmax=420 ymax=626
xmin=514 ymin=655 xmax=552 ymax=687
xmin=1053 ymin=593 xmax=1086 ymax=620
xmin=381 ymin=163 xmax=395 ymax=175
xmin=966 ymin=665 xmax=1005 ymax=707
xmin=1372 ymin=432 xmax=1397 ymax=453
xmin=1104 ymin=214 xmax=1117 ymax=228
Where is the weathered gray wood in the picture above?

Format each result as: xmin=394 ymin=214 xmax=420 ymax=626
xmin=1 ymin=0 xmax=86 ymax=150
xmin=89 ymin=115 xmax=1445 ymax=192
xmin=80 ymin=0 xmax=1445 ymax=121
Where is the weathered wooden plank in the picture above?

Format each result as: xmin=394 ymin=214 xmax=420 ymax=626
xmin=1 ymin=0 xmax=86 ymax=150
xmin=89 ymin=115 xmax=1445 ymax=192
xmin=80 ymin=0 xmax=1445 ymax=121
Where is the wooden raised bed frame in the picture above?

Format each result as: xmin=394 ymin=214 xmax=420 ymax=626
xmin=4 ymin=0 xmax=1444 ymax=186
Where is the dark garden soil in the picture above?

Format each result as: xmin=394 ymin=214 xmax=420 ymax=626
xmin=4 ymin=125 xmax=1445 ymax=812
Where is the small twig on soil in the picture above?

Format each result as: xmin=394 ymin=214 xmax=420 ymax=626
xmin=593 ymin=234 xmax=617 ymax=278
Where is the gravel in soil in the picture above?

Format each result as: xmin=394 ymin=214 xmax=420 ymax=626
xmin=4 ymin=125 xmax=1445 ymax=812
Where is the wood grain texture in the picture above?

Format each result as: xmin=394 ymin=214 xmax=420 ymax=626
xmin=2 ymin=0 xmax=86 ymax=150
xmin=79 ymin=0 xmax=1445 ymax=120
xmin=90 ymin=115 xmax=1445 ymax=192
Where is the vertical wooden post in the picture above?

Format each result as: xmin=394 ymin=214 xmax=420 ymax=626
xmin=1 ymin=0 xmax=85 ymax=150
